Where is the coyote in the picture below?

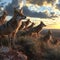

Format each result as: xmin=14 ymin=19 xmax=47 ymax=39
xmin=40 ymin=30 xmax=53 ymax=51
xmin=0 ymin=8 xmax=26 ymax=40
xmin=24 ymin=19 xmax=31 ymax=27
xmin=19 ymin=19 xmax=31 ymax=30
xmin=24 ymin=22 xmax=35 ymax=31
xmin=42 ymin=30 xmax=53 ymax=42
xmin=20 ymin=21 xmax=46 ymax=36
xmin=42 ymin=30 xmax=58 ymax=44
xmin=0 ymin=11 xmax=7 ymax=25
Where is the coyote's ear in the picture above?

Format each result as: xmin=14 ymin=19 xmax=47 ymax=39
xmin=4 ymin=10 xmax=8 ymax=15
xmin=20 ymin=8 xmax=23 ymax=13
xmin=13 ymin=7 xmax=16 ymax=10
xmin=27 ymin=19 xmax=30 ymax=21
xmin=32 ymin=22 xmax=35 ymax=25
xmin=40 ymin=21 xmax=43 ymax=23
xmin=14 ymin=7 xmax=19 ymax=13
xmin=40 ymin=21 xmax=41 ymax=24
xmin=13 ymin=7 xmax=17 ymax=11
xmin=48 ymin=30 xmax=52 ymax=34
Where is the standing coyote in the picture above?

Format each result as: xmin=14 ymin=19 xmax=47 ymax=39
xmin=24 ymin=19 xmax=31 ymax=28
xmin=0 ymin=8 xmax=26 ymax=40
xmin=24 ymin=22 xmax=35 ymax=31
xmin=42 ymin=30 xmax=53 ymax=42
xmin=0 ymin=11 xmax=7 ymax=25
xmin=20 ymin=21 xmax=46 ymax=36
xmin=41 ymin=30 xmax=59 ymax=45
xmin=19 ymin=19 xmax=31 ymax=30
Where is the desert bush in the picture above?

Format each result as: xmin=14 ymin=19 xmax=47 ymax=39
xmin=15 ymin=36 xmax=60 ymax=60
xmin=39 ymin=37 xmax=60 ymax=60
xmin=0 ymin=55 xmax=4 ymax=60
xmin=0 ymin=38 xmax=9 ymax=47
xmin=15 ymin=36 xmax=41 ymax=60
xmin=0 ymin=35 xmax=60 ymax=60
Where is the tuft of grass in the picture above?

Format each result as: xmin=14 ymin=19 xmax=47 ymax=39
xmin=2 ymin=39 xmax=9 ymax=47
xmin=15 ymin=36 xmax=41 ymax=60
xmin=0 ymin=37 xmax=9 ymax=47
xmin=0 ymin=34 xmax=60 ymax=60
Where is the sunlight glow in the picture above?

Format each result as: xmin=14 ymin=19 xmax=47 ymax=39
xmin=27 ymin=16 xmax=60 ymax=29
xmin=43 ymin=1 xmax=52 ymax=7
xmin=46 ymin=24 xmax=60 ymax=29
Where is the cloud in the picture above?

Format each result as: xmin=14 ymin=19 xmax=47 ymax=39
xmin=5 ymin=0 xmax=20 ymax=15
xmin=5 ymin=0 xmax=58 ymax=18
xmin=22 ymin=6 xmax=49 ymax=18
xmin=5 ymin=3 xmax=54 ymax=18
xmin=26 ymin=0 xmax=56 ymax=6
xmin=5 ymin=3 xmax=13 ymax=15
xmin=5 ymin=0 xmax=50 ymax=18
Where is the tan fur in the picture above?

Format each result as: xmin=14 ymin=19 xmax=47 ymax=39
xmin=24 ymin=22 xmax=35 ymax=31
xmin=19 ymin=19 xmax=31 ymax=30
xmin=24 ymin=19 xmax=31 ymax=28
xmin=41 ymin=30 xmax=59 ymax=45
xmin=42 ymin=30 xmax=53 ymax=43
xmin=0 ymin=8 xmax=26 ymax=41
xmin=0 ymin=11 xmax=7 ymax=25
xmin=39 ymin=30 xmax=53 ymax=51
xmin=21 ymin=21 xmax=46 ymax=36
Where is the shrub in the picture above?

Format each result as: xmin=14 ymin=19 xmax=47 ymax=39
xmin=15 ymin=36 xmax=41 ymax=60
xmin=0 ymin=38 xmax=9 ymax=47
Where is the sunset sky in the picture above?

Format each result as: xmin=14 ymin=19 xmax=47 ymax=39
xmin=0 ymin=0 xmax=60 ymax=29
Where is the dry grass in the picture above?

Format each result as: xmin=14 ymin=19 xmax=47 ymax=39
xmin=0 ymin=33 xmax=60 ymax=60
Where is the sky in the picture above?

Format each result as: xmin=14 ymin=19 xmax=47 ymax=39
xmin=0 ymin=0 xmax=60 ymax=29
xmin=0 ymin=0 xmax=60 ymax=15
xmin=0 ymin=0 xmax=12 ymax=6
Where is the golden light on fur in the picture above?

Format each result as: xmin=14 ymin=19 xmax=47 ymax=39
xmin=0 ymin=11 xmax=7 ymax=25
